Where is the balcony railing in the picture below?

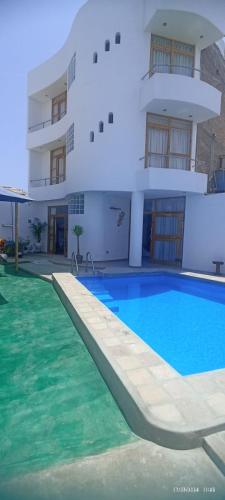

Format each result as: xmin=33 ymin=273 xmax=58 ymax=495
xmin=28 ymin=110 xmax=66 ymax=133
xmin=141 ymin=65 xmax=220 ymax=87
xmin=30 ymin=175 xmax=65 ymax=187
xmin=140 ymin=153 xmax=207 ymax=172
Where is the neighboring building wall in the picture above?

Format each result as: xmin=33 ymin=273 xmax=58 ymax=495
xmin=183 ymin=193 xmax=225 ymax=273
xmin=197 ymin=43 xmax=225 ymax=177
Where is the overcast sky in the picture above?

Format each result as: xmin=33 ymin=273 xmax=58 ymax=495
xmin=0 ymin=0 xmax=86 ymax=190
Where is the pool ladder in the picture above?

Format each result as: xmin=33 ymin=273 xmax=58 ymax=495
xmin=71 ymin=252 xmax=79 ymax=275
xmin=71 ymin=251 xmax=95 ymax=275
xmin=85 ymin=252 xmax=95 ymax=274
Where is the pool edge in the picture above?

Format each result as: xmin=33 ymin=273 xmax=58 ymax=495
xmin=53 ymin=272 xmax=225 ymax=451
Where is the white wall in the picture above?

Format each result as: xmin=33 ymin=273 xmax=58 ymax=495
xmin=68 ymin=192 xmax=130 ymax=261
xmin=183 ymin=193 xmax=225 ymax=273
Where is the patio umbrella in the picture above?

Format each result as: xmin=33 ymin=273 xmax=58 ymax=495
xmin=0 ymin=187 xmax=32 ymax=272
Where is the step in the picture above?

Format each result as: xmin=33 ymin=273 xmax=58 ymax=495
xmin=203 ymin=431 xmax=225 ymax=476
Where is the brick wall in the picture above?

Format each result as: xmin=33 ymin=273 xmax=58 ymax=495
xmin=197 ymin=43 xmax=225 ymax=184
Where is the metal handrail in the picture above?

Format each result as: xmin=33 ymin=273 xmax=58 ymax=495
xmin=71 ymin=251 xmax=79 ymax=275
xmin=139 ymin=153 xmax=207 ymax=171
xmin=141 ymin=64 xmax=200 ymax=81
xmin=28 ymin=110 xmax=66 ymax=132
xmin=85 ymin=252 xmax=95 ymax=274
xmin=30 ymin=175 xmax=66 ymax=187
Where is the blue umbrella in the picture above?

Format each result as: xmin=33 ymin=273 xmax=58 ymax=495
xmin=0 ymin=187 xmax=32 ymax=271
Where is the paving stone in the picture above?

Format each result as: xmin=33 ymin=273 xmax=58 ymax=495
xmin=206 ymin=393 xmax=225 ymax=416
xmin=126 ymin=368 xmax=156 ymax=386
xmin=116 ymin=355 xmax=142 ymax=370
xmin=138 ymin=385 xmax=171 ymax=405
xmin=149 ymin=364 xmax=178 ymax=381
xmin=149 ymin=403 xmax=184 ymax=424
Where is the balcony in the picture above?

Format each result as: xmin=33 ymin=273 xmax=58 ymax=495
xmin=136 ymin=153 xmax=207 ymax=195
xmin=29 ymin=176 xmax=67 ymax=201
xmin=28 ymin=110 xmax=66 ymax=133
xmin=144 ymin=4 xmax=225 ymax=49
xmin=140 ymin=68 xmax=221 ymax=123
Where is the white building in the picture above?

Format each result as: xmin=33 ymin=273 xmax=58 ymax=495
xmin=25 ymin=0 xmax=225 ymax=270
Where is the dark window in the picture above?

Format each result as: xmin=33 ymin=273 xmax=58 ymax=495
xmin=108 ymin=112 xmax=114 ymax=124
xmin=115 ymin=32 xmax=121 ymax=44
xmin=93 ymin=52 xmax=98 ymax=64
xmin=99 ymin=121 xmax=104 ymax=133
xmin=105 ymin=40 xmax=110 ymax=52
xmin=90 ymin=131 xmax=94 ymax=142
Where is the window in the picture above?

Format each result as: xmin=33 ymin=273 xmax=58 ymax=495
xmin=68 ymin=53 xmax=76 ymax=89
xmin=50 ymin=147 xmax=66 ymax=185
xmin=68 ymin=194 xmax=84 ymax=214
xmin=99 ymin=121 xmax=104 ymax=133
xmin=105 ymin=40 xmax=110 ymax=52
xmin=52 ymin=91 xmax=67 ymax=124
xmin=150 ymin=35 xmax=194 ymax=77
xmin=115 ymin=32 xmax=121 ymax=44
xmin=108 ymin=112 xmax=114 ymax=124
xmin=145 ymin=113 xmax=192 ymax=170
xmin=66 ymin=123 xmax=74 ymax=155
xmin=93 ymin=52 xmax=98 ymax=64
xmin=90 ymin=131 xmax=94 ymax=142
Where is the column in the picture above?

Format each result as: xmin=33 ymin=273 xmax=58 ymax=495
xmin=129 ymin=191 xmax=144 ymax=267
xmin=190 ymin=123 xmax=197 ymax=171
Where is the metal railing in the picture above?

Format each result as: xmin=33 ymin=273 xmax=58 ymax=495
xmin=85 ymin=252 xmax=95 ymax=274
xmin=30 ymin=175 xmax=65 ymax=187
xmin=141 ymin=65 xmax=221 ymax=87
xmin=71 ymin=251 xmax=79 ymax=275
xmin=28 ymin=110 xmax=66 ymax=132
xmin=139 ymin=153 xmax=207 ymax=172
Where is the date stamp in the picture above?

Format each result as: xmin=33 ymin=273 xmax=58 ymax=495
xmin=173 ymin=486 xmax=216 ymax=495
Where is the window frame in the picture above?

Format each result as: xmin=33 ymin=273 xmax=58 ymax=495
xmin=150 ymin=35 xmax=195 ymax=77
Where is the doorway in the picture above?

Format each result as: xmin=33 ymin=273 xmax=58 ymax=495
xmin=151 ymin=211 xmax=184 ymax=266
xmin=48 ymin=206 xmax=68 ymax=256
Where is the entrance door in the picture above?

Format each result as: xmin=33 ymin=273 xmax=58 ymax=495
xmin=48 ymin=207 xmax=68 ymax=256
xmin=151 ymin=211 xmax=184 ymax=266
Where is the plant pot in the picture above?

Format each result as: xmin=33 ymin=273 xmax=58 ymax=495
xmin=35 ymin=242 xmax=42 ymax=253
xmin=76 ymin=254 xmax=83 ymax=264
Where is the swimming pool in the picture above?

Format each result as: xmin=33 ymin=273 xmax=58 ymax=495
xmin=79 ymin=273 xmax=225 ymax=376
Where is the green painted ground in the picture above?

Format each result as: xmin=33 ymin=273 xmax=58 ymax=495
xmin=0 ymin=265 xmax=135 ymax=480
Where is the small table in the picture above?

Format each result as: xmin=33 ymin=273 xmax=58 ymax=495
xmin=212 ymin=260 xmax=224 ymax=275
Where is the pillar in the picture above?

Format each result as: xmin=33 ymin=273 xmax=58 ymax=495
xmin=191 ymin=123 xmax=197 ymax=171
xmin=129 ymin=191 xmax=144 ymax=267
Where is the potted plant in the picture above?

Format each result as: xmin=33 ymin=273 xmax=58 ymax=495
xmin=31 ymin=218 xmax=47 ymax=252
xmin=72 ymin=225 xmax=84 ymax=264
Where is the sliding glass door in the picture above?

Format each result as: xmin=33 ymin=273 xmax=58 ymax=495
xmin=151 ymin=35 xmax=195 ymax=77
xmin=145 ymin=114 xmax=191 ymax=170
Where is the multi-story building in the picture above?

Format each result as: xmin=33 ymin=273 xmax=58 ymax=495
xmin=26 ymin=0 xmax=225 ymax=269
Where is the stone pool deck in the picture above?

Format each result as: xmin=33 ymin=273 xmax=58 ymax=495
xmin=53 ymin=272 xmax=225 ymax=453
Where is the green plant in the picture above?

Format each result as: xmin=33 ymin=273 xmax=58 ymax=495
xmin=72 ymin=225 xmax=84 ymax=256
xmin=31 ymin=218 xmax=47 ymax=243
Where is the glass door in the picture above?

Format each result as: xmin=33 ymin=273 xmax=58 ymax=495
xmin=50 ymin=147 xmax=65 ymax=185
xmin=151 ymin=212 xmax=184 ymax=266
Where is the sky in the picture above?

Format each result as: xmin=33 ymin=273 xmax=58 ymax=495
xmin=0 ymin=0 xmax=86 ymax=190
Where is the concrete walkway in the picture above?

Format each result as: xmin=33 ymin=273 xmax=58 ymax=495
xmin=1 ymin=440 xmax=225 ymax=500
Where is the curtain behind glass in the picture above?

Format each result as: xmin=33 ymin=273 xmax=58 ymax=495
xmin=169 ymin=127 xmax=190 ymax=170
xmin=152 ymin=50 xmax=170 ymax=74
xmin=172 ymin=53 xmax=193 ymax=76
xmin=148 ymin=128 xmax=168 ymax=168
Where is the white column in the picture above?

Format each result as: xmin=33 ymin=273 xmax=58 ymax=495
xmin=129 ymin=191 xmax=144 ymax=267
xmin=191 ymin=123 xmax=197 ymax=171
xmin=194 ymin=47 xmax=201 ymax=80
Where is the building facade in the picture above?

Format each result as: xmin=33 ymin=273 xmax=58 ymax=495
xmin=25 ymin=0 xmax=225 ymax=268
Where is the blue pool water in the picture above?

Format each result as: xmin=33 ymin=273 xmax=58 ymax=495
xmin=79 ymin=273 xmax=225 ymax=376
